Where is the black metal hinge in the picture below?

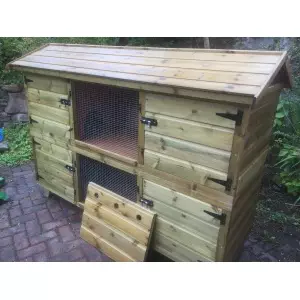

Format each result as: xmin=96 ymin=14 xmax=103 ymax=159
xmin=24 ymin=77 xmax=33 ymax=84
xmin=208 ymin=177 xmax=232 ymax=191
xmin=140 ymin=117 xmax=157 ymax=128
xmin=140 ymin=198 xmax=153 ymax=207
xmin=203 ymin=210 xmax=227 ymax=225
xmin=216 ymin=109 xmax=244 ymax=126
xmin=65 ymin=165 xmax=75 ymax=172
xmin=59 ymin=98 xmax=71 ymax=106
xmin=29 ymin=117 xmax=38 ymax=124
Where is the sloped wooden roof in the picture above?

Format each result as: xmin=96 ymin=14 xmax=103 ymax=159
xmin=7 ymin=43 xmax=292 ymax=104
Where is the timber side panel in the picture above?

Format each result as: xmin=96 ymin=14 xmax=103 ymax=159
xmin=80 ymin=183 xmax=156 ymax=261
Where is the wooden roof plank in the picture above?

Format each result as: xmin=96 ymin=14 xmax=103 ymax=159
xmin=24 ymin=54 xmax=268 ymax=86
xmin=45 ymin=44 xmax=281 ymax=64
xmin=36 ymin=49 xmax=275 ymax=74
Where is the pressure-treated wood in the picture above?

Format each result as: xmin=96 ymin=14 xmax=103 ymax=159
xmin=7 ymin=45 xmax=292 ymax=262
xmin=80 ymin=183 xmax=156 ymax=261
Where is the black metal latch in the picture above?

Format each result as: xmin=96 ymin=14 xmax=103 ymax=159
xmin=203 ymin=210 xmax=227 ymax=225
xmin=59 ymin=98 xmax=71 ymax=106
xmin=140 ymin=117 xmax=157 ymax=128
xmin=207 ymin=177 xmax=232 ymax=191
xmin=65 ymin=165 xmax=75 ymax=172
xmin=216 ymin=109 xmax=243 ymax=126
xmin=140 ymin=198 xmax=153 ymax=207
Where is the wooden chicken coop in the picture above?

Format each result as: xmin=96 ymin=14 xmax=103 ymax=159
xmin=7 ymin=44 xmax=292 ymax=261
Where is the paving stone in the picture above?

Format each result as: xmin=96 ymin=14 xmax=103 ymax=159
xmin=29 ymin=230 xmax=57 ymax=245
xmin=0 ymin=236 xmax=13 ymax=248
xmin=9 ymin=206 xmax=23 ymax=219
xmin=22 ymin=256 xmax=34 ymax=262
xmin=23 ymin=203 xmax=47 ymax=215
xmin=47 ymin=237 xmax=84 ymax=257
xmin=51 ymin=210 xmax=68 ymax=220
xmin=33 ymin=252 xmax=49 ymax=262
xmin=13 ymin=231 xmax=30 ymax=250
xmin=0 ymin=223 xmax=25 ymax=238
xmin=252 ymin=244 xmax=264 ymax=256
xmin=19 ymin=197 xmax=33 ymax=209
xmin=47 ymin=201 xmax=62 ymax=213
xmin=258 ymin=253 xmax=278 ymax=262
xmin=26 ymin=219 xmax=41 ymax=237
xmin=81 ymin=243 xmax=106 ymax=262
xmin=17 ymin=243 xmax=47 ymax=259
xmin=50 ymin=248 xmax=84 ymax=262
xmin=32 ymin=197 xmax=48 ymax=206
xmin=74 ymin=257 xmax=88 ymax=262
xmin=37 ymin=209 xmax=53 ymax=224
xmin=58 ymin=225 xmax=76 ymax=242
xmin=0 ymin=246 xmax=16 ymax=261
xmin=4 ymin=186 xmax=17 ymax=197
xmin=0 ymin=219 xmax=10 ymax=230
xmin=11 ymin=212 xmax=36 ymax=226
xmin=42 ymin=219 xmax=68 ymax=232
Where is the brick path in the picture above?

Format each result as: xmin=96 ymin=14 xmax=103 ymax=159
xmin=0 ymin=161 xmax=280 ymax=262
xmin=0 ymin=162 xmax=111 ymax=262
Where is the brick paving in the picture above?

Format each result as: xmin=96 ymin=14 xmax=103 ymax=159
xmin=0 ymin=162 xmax=111 ymax=262
xmin=0 ymin=161 xmax=281 ymax=262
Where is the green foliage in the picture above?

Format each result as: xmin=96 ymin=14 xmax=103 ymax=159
xmin=0 ymin=124 xmax=32 ymax=166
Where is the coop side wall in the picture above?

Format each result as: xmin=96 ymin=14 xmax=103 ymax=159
xmin=222 ymin=86 xmax=282 ymax=261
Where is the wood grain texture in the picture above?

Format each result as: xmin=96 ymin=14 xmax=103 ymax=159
xmin=8 ymin=44 xmax=290 ymax=101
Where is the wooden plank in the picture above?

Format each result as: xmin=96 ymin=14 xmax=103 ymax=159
xmin=33 ymin=137 xmax=72 ymax=163
xmin=153 ymin=231 xmax=213 ymax=262
xmin=143 ymin=180 xmax=222 ymax=225
xmin=38 ymin=177 xmax=74 ymax=203
xmin=84 ymin=197 xmax=150 ymax=246
xmin=27 ymin=88 xmax=69 ymax=110
xmin=145 ymin=93 xmax=238 ymax=128
xmin=11 ymin=65 xmax=254 ymax=105
xmin=87 ymin=182 xmax=154 ymax=229
xmin=12 ymin=60 xmax=260 ymax=96
xmin=82 ymin=213 xmax=146 ymax=261
xmin=144 ymin=149 xmax=227 ymax=191
xmin=145 ymin=112 xmax=234 ymax=151
xmin=75 ymin=140 xmax=137 ymax=167
xmin=148 ymin=196 xmax=220 ymax=243
xmin=145 ymin=131 xmax=230 ymax=173
xmin=37 ymin=164 xmax=73 ymax=186
xmin=41 ymin=45 xmax=281 ymax=63
xmin=35 ymin=149 xmax=73 ymax=174
xmin=80 ymin=226 xmax=135 ymax=262
xmin=236 ymin=147 xmax=269 ymax=195
xmin=29 ymin=102 xmax=70 ymax=125
xmin=29 ymin=115 xmax=71 ymax=148
xmin=155 ymin=216 xmax=217 ymax=260
xmin=25 ymin=73 xmax=68 ymax=94
xmin=27 ymin=53 xmax=268 ymax=86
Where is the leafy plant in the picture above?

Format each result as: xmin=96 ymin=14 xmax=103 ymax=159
xmin=0 ymin=124 xmax=32 ymax=166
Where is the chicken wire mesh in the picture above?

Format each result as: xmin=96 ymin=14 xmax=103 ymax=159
xmin=73 ymin=81 xmax=139 ymax=160
xmin=78 ymin=155 xmax=138 ymax=202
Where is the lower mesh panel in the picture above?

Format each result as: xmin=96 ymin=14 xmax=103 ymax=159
xmin=78 ymin=155 xmax=137 ymax=202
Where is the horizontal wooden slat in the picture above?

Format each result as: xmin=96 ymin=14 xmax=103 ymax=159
xmin=145 ymin=112 xmax=234 ymax=151
xmin=145 ymin=93 xmax=238 ymax=128
xmin=35 ymin=149 xmax=73 ymax=174
xmin=29 ymin=102 xmax=70 ymax=125
xmin=38 ymin=177 xmax=74 ymax=203
xmin=33 ymin=137 xmax=72 ymax=163
xmin=82 ymin=213 xmax=146 ymax=261
xmin=37 ymin=164 xmax=73 ymax=187
xmin=87 ymin=182 xmax=153 ymax=229
xmin=154 ymin=231 xmax=213 ymax=262
xmin=29 ymin=115 xmax=71 ymax=148
xmin=27 ymin=88 xmax=69 ymax=110
xmin=29 ymin=52 xmax=268 ymax=86
xmin=43 ymin=45 xmax=281 ymax=64
xmin=25 ymin=73 xmax=68 ymax=94
xmin=145 ymin=131 xmax=230 ymax=173
xmin=143 ymin=180 xmax=222 ymax=225
xmin=148 ymin=197 xmax=219 ymax=243
xmin=155 ymin=216 xmax=217 ymax=260
xmin=144 ymin=149 xmax=227 ymax=191
xmin=80 ymin=226 xmax=135 ymax=262
xmin=84 ymin=198 xmax=149 ymax=246
xmin=15 ymin=60 xmax=260 ymax=96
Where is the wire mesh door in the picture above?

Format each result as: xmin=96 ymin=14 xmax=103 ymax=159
xmin=78 ymin=155 xmax=138 ymax=203
xmin=73 ymin=81 xmax=139 ymax=160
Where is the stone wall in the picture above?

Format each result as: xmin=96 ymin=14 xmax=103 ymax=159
xmin=0 ymin=84 xmax=28 ymax=126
